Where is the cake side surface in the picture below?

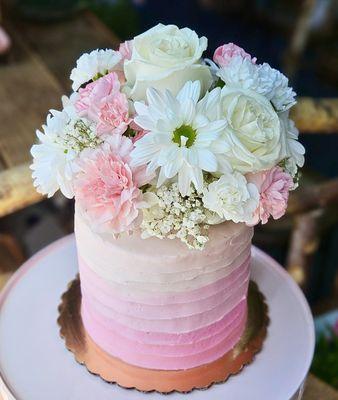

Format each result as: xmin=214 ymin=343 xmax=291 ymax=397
xmin=75 ymin=205 xmax=253 ymax=370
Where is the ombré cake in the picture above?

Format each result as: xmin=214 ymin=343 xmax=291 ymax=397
xmin=31 ymin=23 xmax=304 ymax=392
xmin=76 ymin=208 xmax=252 ymax=371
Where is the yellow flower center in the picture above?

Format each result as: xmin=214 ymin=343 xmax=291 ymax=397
xmin=172 ymin=125 xmax=196 ymax=148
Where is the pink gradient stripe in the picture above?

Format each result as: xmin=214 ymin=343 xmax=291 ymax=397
xmin=82 ymin=297 xmax=247 ymax=346
xmin=83 ymin=306 xmax=247 ymax=370
xmin=80 ymin=259 xmax=250 ymax=319
xmin=78 ymin=253 xmax=251 ymax=305
xmin=82 ymin=300 xmax=245 ymax=356
xmin=81 ymin=277 xmax=249 ymax=333
xmin=78 ymin=238 xmax=252 ymax=280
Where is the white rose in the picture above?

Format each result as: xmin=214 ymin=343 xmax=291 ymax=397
xmin=202 ymin=171 xmax=259 ymax=224
xmin=124 ymin=24 xmax=213 ymax=100
xmin=219 ymin=87 xmax=281 ymax=173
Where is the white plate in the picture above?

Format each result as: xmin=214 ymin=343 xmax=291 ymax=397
xmin=0 ymin=235 xmax=315 ymax=400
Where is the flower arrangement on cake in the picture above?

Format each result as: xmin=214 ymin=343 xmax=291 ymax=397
xmin=31 ymin=23 xmax=304 ymax=250
xmin=31 ymin=23 xmax=306 ymax=394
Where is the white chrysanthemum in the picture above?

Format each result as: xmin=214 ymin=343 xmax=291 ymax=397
xmin=217 ymin=56 xmax=260 ymax=91
xmin=31 ymin=110 xmax=76 ymax=198
xmin=131 ymin=81 xmax=228 ymax=196
xmin=279 ymin=111 xmax=305 ymax=177
xmin=257 ymin=63 xmax=296 ymax=112
xmin=202 ymin=171 xmax=259 ymax=224
xmin=216 ymin=57 xmax=296 ymax=112
xmin=218 ymin=87 xmax=281 ymax=173
xmin=70 ymin=49 xmax=122 ymax=91
xmin=30 ymin=108 xmax=100 ymax=199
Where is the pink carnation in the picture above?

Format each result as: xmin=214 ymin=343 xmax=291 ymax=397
xmin=75 ymin=72 xmax=131 ymax=136
xmin=119 ymin=40 xmax=133 ymax=61
xmin=247 ymin=167 xmax=293 ymax=225
xmin=76 ymin=72 xmax=119 ymax=118
xmin=213 ymin=43 xmax=256 ymax=67
xmin=97 ymin=91 xmax=130 ymax=135
xmin=74 ymin=135 xmax=147 ymax=234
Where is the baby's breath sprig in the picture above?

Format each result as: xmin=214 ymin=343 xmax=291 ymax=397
xmin=141 ymin=183 xmax=211 ymax=250
xmin=59 ymin=118 xmax=102 ymax=153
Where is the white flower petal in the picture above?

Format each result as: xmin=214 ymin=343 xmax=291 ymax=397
xmin=177 ymin=80 xmax=201 ymax=104
xmin=178 ymin=163 xmax=192 ymax=196
xmin=131 ymin=142 xmax=160 ymax=166
xmin=134 ymin=114 xmax=157 ymax=131
xmin=197 ymin=86 xmax=221 ymax=119
xmin=163 ymin=161 xmax=181 ymax=178
xmin=197 ymin=149 xmax=218 ymax=172
xmin=279 ymin=111 xmax=306 ymax=175
xmin=197 ymin=119 xmax=226 ymax=134
xmin=157 ymin=167 xmax=168 ymax=187
xmin=134 ymin=101 xmax=149 ymax=116
xmin=180 ymin=99 xmax=196 ymax=125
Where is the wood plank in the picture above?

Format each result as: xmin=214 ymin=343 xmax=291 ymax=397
xmin=0 ymin=272 xmax=12 ymax=292
xmin=303 ymin=374 xmax=338 ymax=400
xmin=292 ymin=97 xmax=338 ymax=134
xmin=0 ymin=162 xmax=43 ymax=218
xmin=0 ymin=7 xmax=120 ymax=170
xmin=287 ymin=178 xmax=338 ymax=215
xmin=0 ymin=24 xmax=63 ymax=168
xmin=12 ymin=10 xmax=121 ymax=92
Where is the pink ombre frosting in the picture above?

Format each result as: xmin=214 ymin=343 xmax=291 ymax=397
xmin=75 ymin=206 xmax=253 ymax=370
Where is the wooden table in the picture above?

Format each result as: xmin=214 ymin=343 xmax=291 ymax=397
xmin=0 ymin=6 xmax=119 ymax=218
xmin=303 ymin=374 xmax=338 ymax=400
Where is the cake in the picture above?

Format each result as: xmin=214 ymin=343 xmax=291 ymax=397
xmin=30 ymin=23 xmax=304 ymax=392
xmin=76 ymin=206 xmax=253 ymax=371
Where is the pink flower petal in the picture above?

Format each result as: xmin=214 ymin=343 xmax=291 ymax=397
xmin=213 ymin=43 xmax=256 ymax=67
xmin=247 ymin=166 xmax=293 ymax=225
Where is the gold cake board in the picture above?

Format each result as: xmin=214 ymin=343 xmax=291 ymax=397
xmin=58 ymin=278 xmax=269 ymax=394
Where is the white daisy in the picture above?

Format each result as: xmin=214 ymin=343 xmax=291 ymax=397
xmin=202 ymin=171 xmax=259 ymax=224
xmin=30 ymin=108 xmax=100 ymax=198
xmin=130 ymin=81 xmax=228 ymax=196
xmin=70 ymin=49 xmax=122 ymax=91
